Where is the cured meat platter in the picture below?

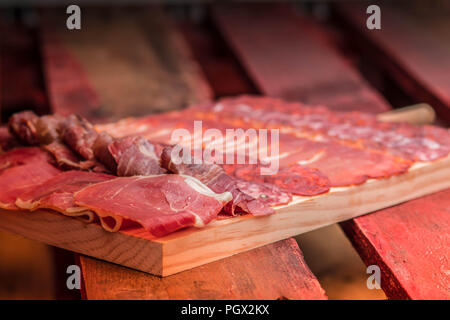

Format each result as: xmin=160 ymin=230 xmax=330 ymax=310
xmin=0 ymin=96 xmax=449 ymax=276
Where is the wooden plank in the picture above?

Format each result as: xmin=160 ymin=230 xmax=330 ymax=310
xmin=1 ymin=155 xmax=449 ymax=276
xmin=334 ymin=3 xmax=450 ymax=124
xmin=341 ymin=189 xmax=450 ymax=300
xmin=212 ymin=3 xmax=450 ymax=299
xmin=38 ymin=7 xmax=326 ymax=298
xmin=177 ymin=20 xmax=258 ymax=97
xmin=0 ymin=19 xmax=49 ymax=120
xmin=211 ymin=3 xmax=390 ymax=113
xmin=79 ymin=238 xmax=326 ymax=300
xmin=40 ymin=7 xmax=211 ymax=121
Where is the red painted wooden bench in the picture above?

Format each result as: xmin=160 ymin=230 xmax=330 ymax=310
xmin=334 ymin=3 xmax=450 ymax=124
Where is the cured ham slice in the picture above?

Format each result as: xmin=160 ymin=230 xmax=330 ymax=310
xmin=192 ymin=95 xmax=450 ymax=163
xmin=0 ymin=147 xmax=53 ymax=174
xmin=44 ymin=141 xmax=107 ymax=173
xmin=93 ymin=132 xmax=118 ymax=173
xmin=9 ymin=111 xmax=65 ymax=146
xmin=108 ymin=136 xmax=167 ymax=176
xmin=0 ymin=162 xmax=61 ymax=209
xmin=8 ymin=111 xmax=106 ymax=172
xmin=34 ymin=114 xmax=65 ymax=144
xmin=235 ymin=179 xmax=292 ymax=206
xmin=160 ymin=146 xmax=274 ymax=216
xmin=74 ymin=174 xmax=232 ymax=237
xmin=61 ymin=114 xmax=98 ymax=160
xmin=8 ymin=110 xmax=40 ymax=145
xmin=16 ymin=171 xmax=114 ymax=222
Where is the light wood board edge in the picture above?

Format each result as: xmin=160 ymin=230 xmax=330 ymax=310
xmin=0 ymin=209 xmax=163 ymax=275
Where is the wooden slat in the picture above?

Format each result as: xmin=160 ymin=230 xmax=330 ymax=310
xmin=341 ymin=190 xmax=450 ymax=300
xmin=212 ymin=3 xmax=390 ymax=113
xmin=334 ymin=3 xmax=450 ymax=124
xmin=38 ymin=7 xmax=326 ymax=299
xmin=40 ymin=7 xmax=211 ymax=121
xmin=80 ymin=238 xmax=326 ymax=300
xmin=0 ymin=19 xmax=48 ymax=120
xmin=212 ymin=3 xmax=450 ymax=299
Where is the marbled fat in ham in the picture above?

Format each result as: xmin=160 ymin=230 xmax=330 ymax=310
xmin=160 ymin=146 xmax=274 ymax=215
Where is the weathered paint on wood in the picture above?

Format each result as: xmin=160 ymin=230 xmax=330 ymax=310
xmin=40 ymin=7 xmax=211 ymax=121
xmin=341 ymin=189 xmax=450 ymax=300
xmin=212 ymin=3 xmax=390 ymax=113
xmin=80 ymin=238 xmax=326 ymax=300
xmin=334 ymin=3 xmax=450 ymax=124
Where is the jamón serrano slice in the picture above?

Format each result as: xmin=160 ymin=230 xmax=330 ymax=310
xmin=8 ymin=111 xmax=106 ymax=172
xmin=61 ymin=114 xmax=98 ymax=160
xmin=160 ymin=146 xmax=274 ymax=216
xmin=0 ymin=147 xmax=53 ymax=174
xmin=0 ymin=162 xmax=61 ymax=210
xmin=74 ymin=174 xmax=232 ymax=237
xmin=108 ymin=136 xmax=167 ymax=176
xmin=16 ymin=171 xmax=115 ymax=222
xmin=8 ymin=110 xmax=40 ymax=145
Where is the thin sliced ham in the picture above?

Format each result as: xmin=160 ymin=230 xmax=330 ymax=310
xmin=74 ymin=174 xmax=232 ymax=237
xmin=108 ymin=136 xmax=167 ymax=176
xmin=61 ymin=114 xmax=98 ymax=160
xmin=0 ymin=162 xmax=61 ymax=210
xmin=16 ymin=171 xmax=115 ymax=222
xmin=160 ymin=146 xmax=274 ymax=216
xmin=0 ymin=147 xmax=52 ymax=174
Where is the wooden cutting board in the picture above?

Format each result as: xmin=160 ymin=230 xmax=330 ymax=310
xmin=0 ymin=151 xmax=448 ymax=276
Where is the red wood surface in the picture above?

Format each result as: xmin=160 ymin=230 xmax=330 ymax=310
xmin=212 ymin=3 xmax=390 ymax=113
xmin=0 ymin=22 xmax=49 ymax=120
xmin=40 ymin=21 xmax=101 ymax=120
xmin=80 ymin=238 xmax=326 ymax=300
xmin=212 ymin=3 xmax=450 ymax=299
xmin=40 ymin=8 xmax=212 ymax=121
xmin=178 ymin=21 xmax=258 ymax=98
xmin=341 ymin=190 xmax=450 ymax=300
xmin=38 ymin=7 xmax=327 ymax=300
xmin=334 ymin=3 xmax=450 ymax=124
